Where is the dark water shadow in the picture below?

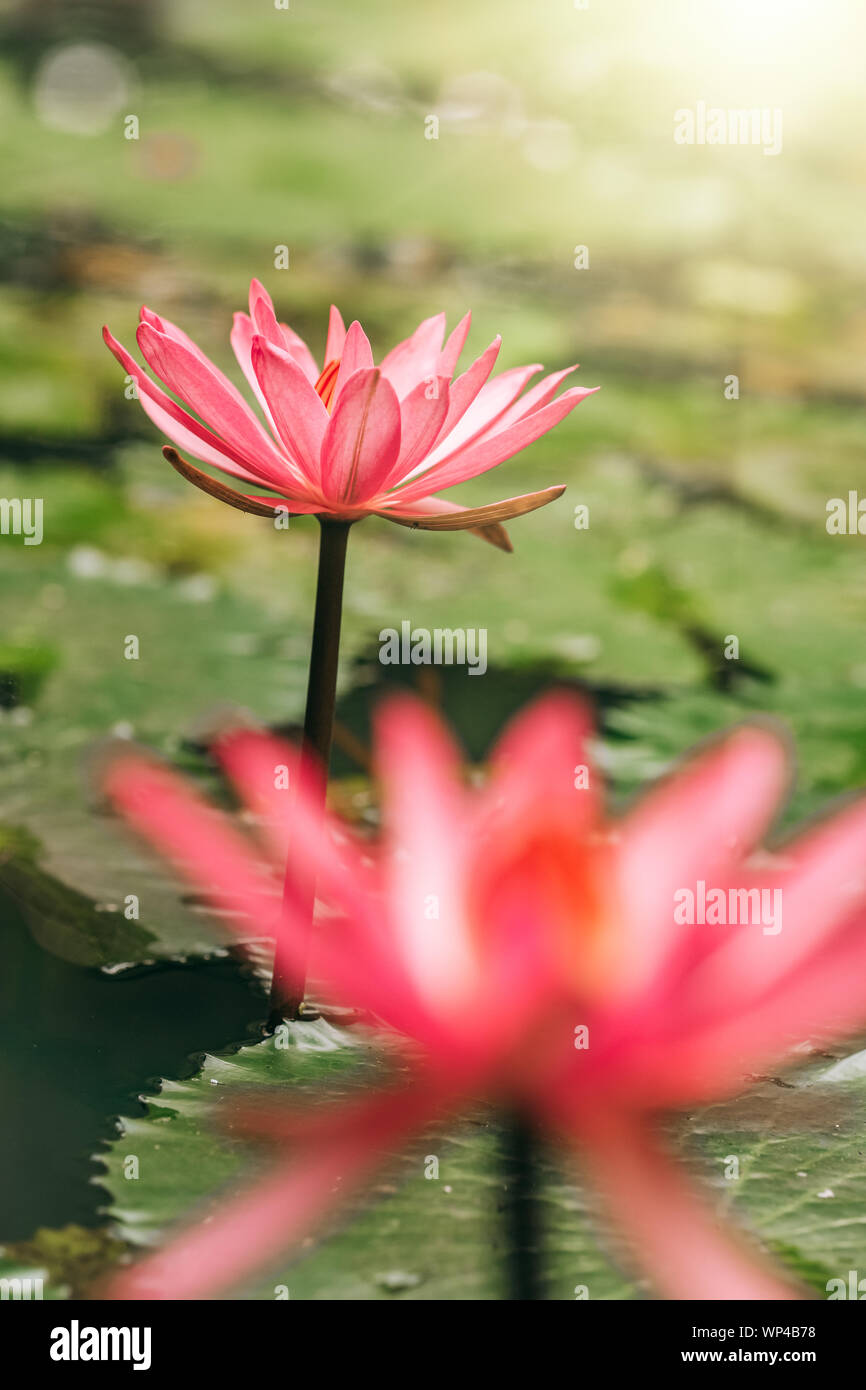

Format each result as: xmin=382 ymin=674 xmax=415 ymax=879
xmin=267 ymin=651 xmax=665 ymax=778
xmin=0 ymin=890 xmax=265 ymax=1241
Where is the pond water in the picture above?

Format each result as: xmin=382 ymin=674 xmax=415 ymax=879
xmin=0 ymin=889 xmax=266 ymax=1241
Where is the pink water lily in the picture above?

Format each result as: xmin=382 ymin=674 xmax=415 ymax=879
xmin=103 ymin=280 xmax=596 ymax=551
xmin=101 ymin=695 xmax=866 ymax=1300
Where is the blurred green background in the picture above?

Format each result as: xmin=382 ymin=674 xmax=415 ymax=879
xmin=1 ymin=0 xmax=865 ymax=913
xmin=1 ymin=0 xmax=866 ymax=1300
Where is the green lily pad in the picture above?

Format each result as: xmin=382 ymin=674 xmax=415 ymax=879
xmin=97 ymin=1023 xmax=640 ymax=1300
xmin=687 ymin=1052 xmax=866 ymax=1295
xmin=98 ymin=1028 xmax=866 ymax=1301
xmin=0 ymin=821 xmax=155 ymax=967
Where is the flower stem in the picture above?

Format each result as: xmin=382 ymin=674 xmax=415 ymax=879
xmin=502 ymin=1110 xmax=544 ymax=1300
xmin=268 ymin=516 xmax=352 ymax=1026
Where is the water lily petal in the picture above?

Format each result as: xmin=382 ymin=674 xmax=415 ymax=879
xmin=438 ymin=311 xmax=471 ymax=377
xmin=374 ymin=695 xmax=476 ymax=1010
xmin=104 ymin=326 xmax=271 ymax=486
xmin=251 ymin=336 xmax=331 ymax=492
xmin=163 ymin=447 xmax=319 ymax=516
xmin=383 ymin=484 xmax=565 ymax=531
xmin=381 ymin=377 xmax=451 ymax=487
xmin=250 ymin=278 xmax=320 ymax=380
xmin=136 ymin=321 xmax=293 ymax=488
xmin=397 ymin=386 xmax=597 ymax=501
xmin=375 ymin=493 xmax=511 ymax=551
xmin=379 ymin=312 xmax=446 ymax=398
xmin=320 ymin=368 xmax=402 ymax=504
xmin=419 ymin=363 xmax=543 ymax=470
xmin=324 ymin=304 xmax=347 ymax=365
xmin=331 ymin=320 xmax=375 ymax=403
xmin=616 ymin=724 xmax=790 ymax=996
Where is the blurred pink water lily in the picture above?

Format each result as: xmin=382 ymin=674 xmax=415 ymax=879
xmin=103 ymin=281 xmax=596 ymax=550
xmin=101 ymin=695 xmax=866 ymax=1300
